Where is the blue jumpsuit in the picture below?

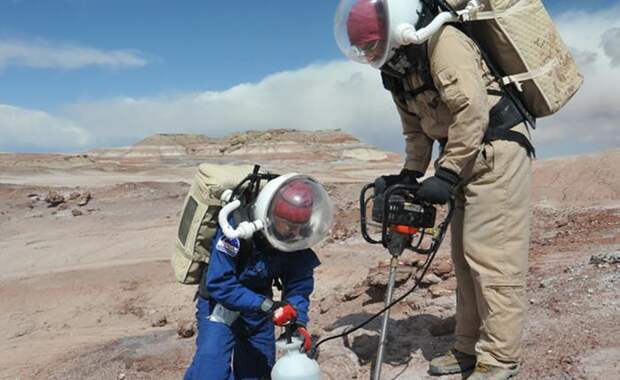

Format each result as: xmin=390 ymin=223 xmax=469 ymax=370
xmin=184 ymin=228 xmax=321 ymax=380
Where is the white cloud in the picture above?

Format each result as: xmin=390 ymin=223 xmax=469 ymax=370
xmin=0 ymin=104 xmax=91 ymax=151
xmin=601 ymin=27 xmax=620 ymax=67
xmin=0 ymin=38 xmax=148 ymax=70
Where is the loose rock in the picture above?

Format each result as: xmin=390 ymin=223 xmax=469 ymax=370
xmin=177 ymin=320 xmax=196 ymax=338
xmin=331 ymin=223 xmax=355 ymax=241
xmin=433 ymin=261 xmax=453 ymax=277
xmin=367 ymin=265 xmax=412 ymax=288
xmin=45 ymin=191 xmax=65 ymax=207
xmin=590 ymin=252 xmax=620 ymax=265
xmin=71 ymin=209 xmax=83 ymax=217
xmin=431 ymin=296 xmax=456 ymax=310
xmin=403 ymin=255 xmax=425 ymax=268
xmin=319 ymin=294 xmax=341 ymax=314
xmin=429 ymin=284 xmax=452 ymax=298
xmin=342 ymin=286 xmax=365 ymax=301
xmin=418 ymin=273 xmax=442 ymax=286
xmin=318 ymin=333 xmax=362 ymax=379
xmin=150 ymin=313 xmax=168 ymax=327
xmin=78 ymin=192 xmax=92 ymax=207
xmin=540 ymin=277 xmax=555 ymax=288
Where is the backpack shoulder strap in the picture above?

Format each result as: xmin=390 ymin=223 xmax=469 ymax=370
xmin=380 ymin=43 xmax=437 ymax=102
xmin=235 ymin=239 xmax=252 ymax=275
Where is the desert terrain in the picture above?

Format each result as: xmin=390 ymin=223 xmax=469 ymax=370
xmin=1 ymin=129 xmax=618 ymax=380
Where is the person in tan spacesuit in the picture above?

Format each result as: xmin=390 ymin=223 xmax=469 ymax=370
xmin=338 ymin=1 xmax=535 ymax=379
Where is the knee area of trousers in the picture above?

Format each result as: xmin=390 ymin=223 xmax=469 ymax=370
xmin=195 ymin=330 xmax=233 ymax=355
xmin=481 ymin=284 xmax=527 ymax=313
xmin=187 ymin=358 xmax=230 ymax=380
xmin=195 ymin=343 xmax=230 ymax=359
xmin=479 ymin=276 xmax=526 ymax=289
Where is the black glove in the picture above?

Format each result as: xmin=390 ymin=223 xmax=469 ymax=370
xmin=375 ymin=169 xmax=423 ymax=190
xmin=416 ymin=167 xmax=460 ymax=204
xmin=399 ymin=169 xmax=424 ymax=184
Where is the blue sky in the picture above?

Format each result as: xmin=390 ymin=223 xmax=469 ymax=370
xmin=0 ymin=1 xmax=340 ymax=110
xmin=0 ymin=0 xmax=619 ymax=156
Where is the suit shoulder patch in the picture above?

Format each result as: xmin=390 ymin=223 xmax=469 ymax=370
xmin=216 ymin=237 xmax=240 ymax=257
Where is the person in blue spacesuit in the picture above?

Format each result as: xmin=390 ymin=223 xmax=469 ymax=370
xmin=184 ymin=178 xmax=322 ymax=380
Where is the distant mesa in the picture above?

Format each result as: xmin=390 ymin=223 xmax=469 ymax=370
xmin=134 ymin=133 xmax=215 ymax=147
xmin=86 ymin=129 xmax=391 ymax=162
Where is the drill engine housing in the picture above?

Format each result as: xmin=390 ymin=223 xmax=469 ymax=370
xmin=372 ymin=193 xmax=436 ymax=229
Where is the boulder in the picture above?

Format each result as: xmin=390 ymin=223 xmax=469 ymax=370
xmin=45 ymin=191 xmax=65 ymax=207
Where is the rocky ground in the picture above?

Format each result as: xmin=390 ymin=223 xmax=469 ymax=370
xmin=0 ymin=130 xmax=618 ymax=380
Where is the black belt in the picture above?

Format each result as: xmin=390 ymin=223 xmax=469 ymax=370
xmin=438 ymin=96 xmax=535 ymax=157
xmin=483 ymin=128 xmax=535 ymax=158
xmin=484 ymin=95 xmax=535 ymax=157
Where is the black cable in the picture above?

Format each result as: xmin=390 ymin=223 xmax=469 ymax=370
xmin=309 ymin=247 xmax=439 ymax=357
xmin=436 ymin=0 xmax=458 ymax=16
xmin=310 ymin=196 xmax=454 ymax=357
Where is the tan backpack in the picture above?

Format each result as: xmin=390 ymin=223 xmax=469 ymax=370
xmin=172 ymin=163 xmax=255 ymax=284
xmin=448 ymin=0 xmax=583 ymax=117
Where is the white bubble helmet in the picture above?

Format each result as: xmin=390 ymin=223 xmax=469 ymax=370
xmin=253 ymin=174 xmax=333 ymax=252
xmin=334 ymin=0 xmax=423 ymax=68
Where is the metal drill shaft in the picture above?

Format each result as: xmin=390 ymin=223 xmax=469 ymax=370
xmin=373 ymin=255 xmax=399 ymax=380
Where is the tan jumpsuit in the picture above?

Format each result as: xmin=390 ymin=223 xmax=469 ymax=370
xmin=393 ymin=25 xmax=532 ymax=368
